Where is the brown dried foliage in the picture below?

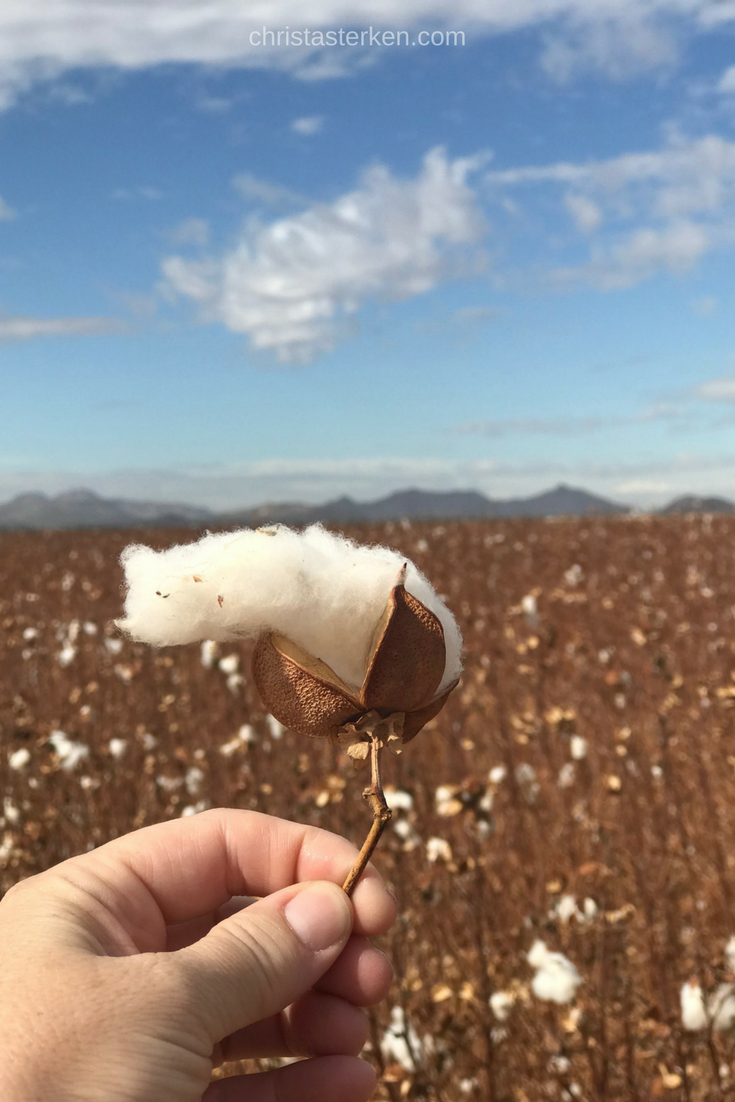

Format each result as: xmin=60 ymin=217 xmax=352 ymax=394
xmin=2 ymin=515 xmax=735 ymax=1100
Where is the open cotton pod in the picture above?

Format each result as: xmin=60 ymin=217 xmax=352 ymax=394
xmin=117 ymin=523 xmax=463 ymax=891
xmin=252 ymin=563 xmax=459 ymax=763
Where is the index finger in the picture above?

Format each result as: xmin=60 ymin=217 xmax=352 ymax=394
xmin=58 ymin=809 xmax=395 ymax=945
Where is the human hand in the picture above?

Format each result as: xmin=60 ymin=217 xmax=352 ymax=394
xmin=0 ymin=809 xmax=396 ymax=1102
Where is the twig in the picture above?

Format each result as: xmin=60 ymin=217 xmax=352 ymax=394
xmin=343 ymin=735 xmax=392 ymax=895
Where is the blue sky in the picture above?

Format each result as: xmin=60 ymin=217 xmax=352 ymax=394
xmin=1 ymin=1 xmax=735 ymax=510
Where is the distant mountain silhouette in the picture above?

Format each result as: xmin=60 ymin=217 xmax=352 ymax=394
xmin=0 ymin=483 xmax=630 ymax=529
xmin=660 ymin=495 xmax=735 ymax=515
xmin=0 ymin=489 xmax=211 ymax=530
xmin=222 ymin=484 xmax=630 ymax=525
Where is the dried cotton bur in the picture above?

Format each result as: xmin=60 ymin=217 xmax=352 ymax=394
xmin=117 ymin=524 xmax=462 ymax=893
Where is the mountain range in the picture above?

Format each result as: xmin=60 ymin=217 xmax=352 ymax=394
xmin=0 ymin=485 xmax=732 ymax=530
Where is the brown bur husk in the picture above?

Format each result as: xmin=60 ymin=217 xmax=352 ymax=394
xmin=251 ymin=564 xmax=459 ymax=893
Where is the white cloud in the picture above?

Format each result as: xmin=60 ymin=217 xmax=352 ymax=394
xmin=167 ymin=217 xmax=209 ymax=247
xmin=162 ymin=146 xmax=488 ymax=362
xmin=488 ymin=132 xmax=735 ymax=289
xmin=231 ymin=172 xmax=304 ymax=207
xmin=692 ymin=377 xmax=735 ymax=402
xmin=580 ymin=219 xmax=710 ymax=289
xmin=718 ymin=65 xmax=735 ymax=93
xmin=691 ymin=294 xmax=718 ymax=315
xmin=564 ymin=193 xmax=602 ymax=233
xmin=0 ymin=2 xmax=731 ymax=105
xmin=0 ymin=316 xmax=126 ymax=341
xmin=291 ymin=114 xmax=323 ymax=136
xmin=0 ymin=195 xmax=16 ymax=221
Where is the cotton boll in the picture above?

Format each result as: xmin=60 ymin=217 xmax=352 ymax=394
xmin=57 ymin=644 xmax=77 ymax=667
xmin=555 ymin=895 xmax=579 ymax=924
xmin=117 ymin=524 xmax=462 ymax=694
xmin=108 ymin=738 xmax=127 ymax=760
xmin=8 ymin=747 xmax=31 ymax=771
xmin=711 ymin=984 xmax=735 ymax=1031
xmin=218 ymin=653 xmax=240 ymax=675
xmin=532 ymin=958 xmax=582 ymax=1005
xmin=265 ymin=714 xmax=285 ymax=739
xmin=3 ymin=797 xmax=20 ymax=825
xmin=570 ymin=736 xmax=587 ymax=760
xmin=490 ymin=991 xmax=514 ymax=1021
xmin=48 ymin=730 xmax=89 ymax=771
xmin=582 ymin=898 xmax=598 ymax=921
xmin=725 ymin=936 xmax=735 ymax=972
xmin=558 ymin=763 xmax=576 ymax=788
xmin=681 ymin=980 xmax=708 ymax=1031
xmin=521 ymin=593 xmax=539 ymax=627
xmin=381 ymin=1007 xmax=421 ymax=1073
xmin=488 ymin=765 xmax=506 ymax=784
xmin=527 ymin=939 xmax=551 ymax=970
xmin=384 ymin=786 xmax=414 ymax=812
xmin=200 ymin=639 xmax=219 ymax=668
xmin=528 ymin=940 xmax=582 ymax=1004
xmin=426 ymin=837 xmax=452 ymax=863
xmin=185 ymin=766 xmax=206 ymax=796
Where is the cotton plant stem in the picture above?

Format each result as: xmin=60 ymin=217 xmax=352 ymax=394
xmin=343 ymin=736 xmax=392 ymax=896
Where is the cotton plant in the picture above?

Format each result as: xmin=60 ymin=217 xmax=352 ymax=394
xmin=117 ymin=522 xmax=462 ymax=893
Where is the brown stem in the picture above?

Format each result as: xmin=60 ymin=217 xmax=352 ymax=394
xmin=343 ymin=736 xmax=392 ymax=896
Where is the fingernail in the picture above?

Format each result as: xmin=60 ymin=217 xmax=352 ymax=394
xmin=284 ymin=883 xmax=352 ymax=952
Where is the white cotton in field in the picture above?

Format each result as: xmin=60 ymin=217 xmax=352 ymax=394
xmin=218 ymin=653 xmax=240 ymax=675
xmin=725 ymin=935 xmax=735 ymax=972
xmin=490 ymin=991 xmax=514 ymax=1021
xmin=8 ymin=748 xmax=30 ymax=771
xmin=528 ymin=940 xmax=582 ymax=1004
xmin=384 ymin=786 xmax=414 ymax=812
xmin=681 ymin=980 xmax=708 ymax=1031
xmin=555 ymin=895 xmax=579 ymax=924
xmin=116 ymin=524 xmax=462 ymax=694
xmin=381 ymin=1007 xmax=422 ymax=1073
xmin=265 ymin=714 xmax=285 ymax=739
xmin=108 ymin=738 xmax=128 ymax=760
xmin=48 ymin=730 xmax=89 ymax=771
xmin=200 ymin=640 xmax=219 ymax=668
xmin=710 ymin=984 xmax=735 ymax=1031
xmin=426 ymin=836 xmax=452 ymax=863
xmin=570 ymin=735 xmax=588 ymax=760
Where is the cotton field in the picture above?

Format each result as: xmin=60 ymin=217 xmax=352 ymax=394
xmin=3 ymin=515 xmax=735 ymax=1100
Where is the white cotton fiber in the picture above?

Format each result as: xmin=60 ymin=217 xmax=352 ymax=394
xmin=117 ymin=523 xmax=463 ymax=694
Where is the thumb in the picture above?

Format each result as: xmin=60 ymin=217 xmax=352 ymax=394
xmin=173 ymin=880 xmax=354 ymax=1043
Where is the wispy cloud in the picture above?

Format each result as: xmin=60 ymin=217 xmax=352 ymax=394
xmin=0 ymin=2 xmax=732 ymax=107
xmin=718 ymin=65 xmax=735 ymax=93
xmin=487 ymin=132 xmax=735 ymax=290
xmin=162 ymin=147 xmax=488 ymax=363
xmin=0 ymin=316 xmax=126 ymax=341
xmin=0 ymin=195 xmax=16 ymax=221
xmin=166 ymin=217 xmax=209 ymax=247
xmin=455 ymin=404 xmax=686 ymax=437
xmin=231 ymin=172 xmax=305 ymax=208
xmin=692 ymin=376 xmax=735 ymax=402
xmin=456 ymin=415 xmax=610 ymax=437
xmin=291 ymin=114 xmax=324 ymax=136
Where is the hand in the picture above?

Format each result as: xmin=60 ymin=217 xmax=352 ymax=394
xmin=0 ymin=809 xmax=396 ymax=1101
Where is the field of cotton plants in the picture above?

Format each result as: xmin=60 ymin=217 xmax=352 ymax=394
xmin=4 ymin=516 xmax=735 ymax=1100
